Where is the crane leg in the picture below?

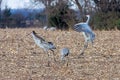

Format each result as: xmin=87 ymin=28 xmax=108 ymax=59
xmin=44 ymin=50 xmax=50 ymax=67
xmin=50 ymin=49 xmax=55 ymax=55
xmin=78 ymin=41 xmax=88 ymax=57
xmin=50 ymin=49 xmax=56 ymax=62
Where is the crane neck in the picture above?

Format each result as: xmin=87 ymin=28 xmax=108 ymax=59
xmin=86 ymin=15 xmax=90 ymax=24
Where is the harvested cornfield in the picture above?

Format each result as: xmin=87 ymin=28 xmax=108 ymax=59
xmin=0 ymin=28 xmax=120 ymax=80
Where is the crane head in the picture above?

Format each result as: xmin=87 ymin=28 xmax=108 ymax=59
xmin=86 ymin=15 xmax=90 ymax=18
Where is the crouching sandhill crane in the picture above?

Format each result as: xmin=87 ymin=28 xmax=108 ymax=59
xmin=43 ymin=26 xmax=57 ymax=31
xmin=60 ymin=48 xmax=70 ymax=60
xmin=60 ymin=48 xmax=70 ymax=66
xmin=31 ymin=31 xmax=56 ymax=66
xmin=73 ymin=15 xmax=95 ymax=56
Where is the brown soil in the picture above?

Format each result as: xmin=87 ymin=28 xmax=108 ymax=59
xmin=0 ymin=28 xmax=120 ymax=80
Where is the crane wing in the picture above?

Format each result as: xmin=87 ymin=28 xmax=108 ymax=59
xmin=74 ymin=23 xmax=95 ymax=41
xmin=73 ymin=23 xmax=92 ymax=34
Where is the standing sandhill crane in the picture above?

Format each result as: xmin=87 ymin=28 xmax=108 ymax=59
xmin=31 ymin=31 xmax=56 ymax=66
xmin=60 ymin=48 xmax=70 ymax=60
xmin=73 ymin=15 xmax=95 ymax=56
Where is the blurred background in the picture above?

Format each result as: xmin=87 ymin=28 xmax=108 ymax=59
xmin=0 ymin=0 xmax=120 ymax=30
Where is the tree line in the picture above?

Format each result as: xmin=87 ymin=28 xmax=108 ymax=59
xmin=0 ymin=0 xmax=120 ymax=30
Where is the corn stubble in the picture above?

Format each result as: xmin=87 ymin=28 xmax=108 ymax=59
xmin=0 ymin=28 xmax=120 ymax=80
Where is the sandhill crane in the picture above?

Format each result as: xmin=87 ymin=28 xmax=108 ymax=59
xmin=31 ymin=31 xmax=56 ymax=66
xmin=60 ymin=48 xmax=70 ymax=66
xmin=60 ymin=48 xmax=70 ymax=60
xmin=73 ymin=15 xmax=95 ymax=56
xmin=43 ymin=26 xmax=56 ymax=31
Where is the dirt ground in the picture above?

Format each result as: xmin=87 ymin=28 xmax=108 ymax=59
xmin=0 ymin=28 xmax=120 ymax=80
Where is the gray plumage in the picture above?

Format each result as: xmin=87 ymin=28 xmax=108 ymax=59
xmin=60 ymin=48 xmax=70 ymax=60
xmin=31 ymin=31 xmax=56 ymax=56
xmin=73 ymin=15 xmax=95 ymax=55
